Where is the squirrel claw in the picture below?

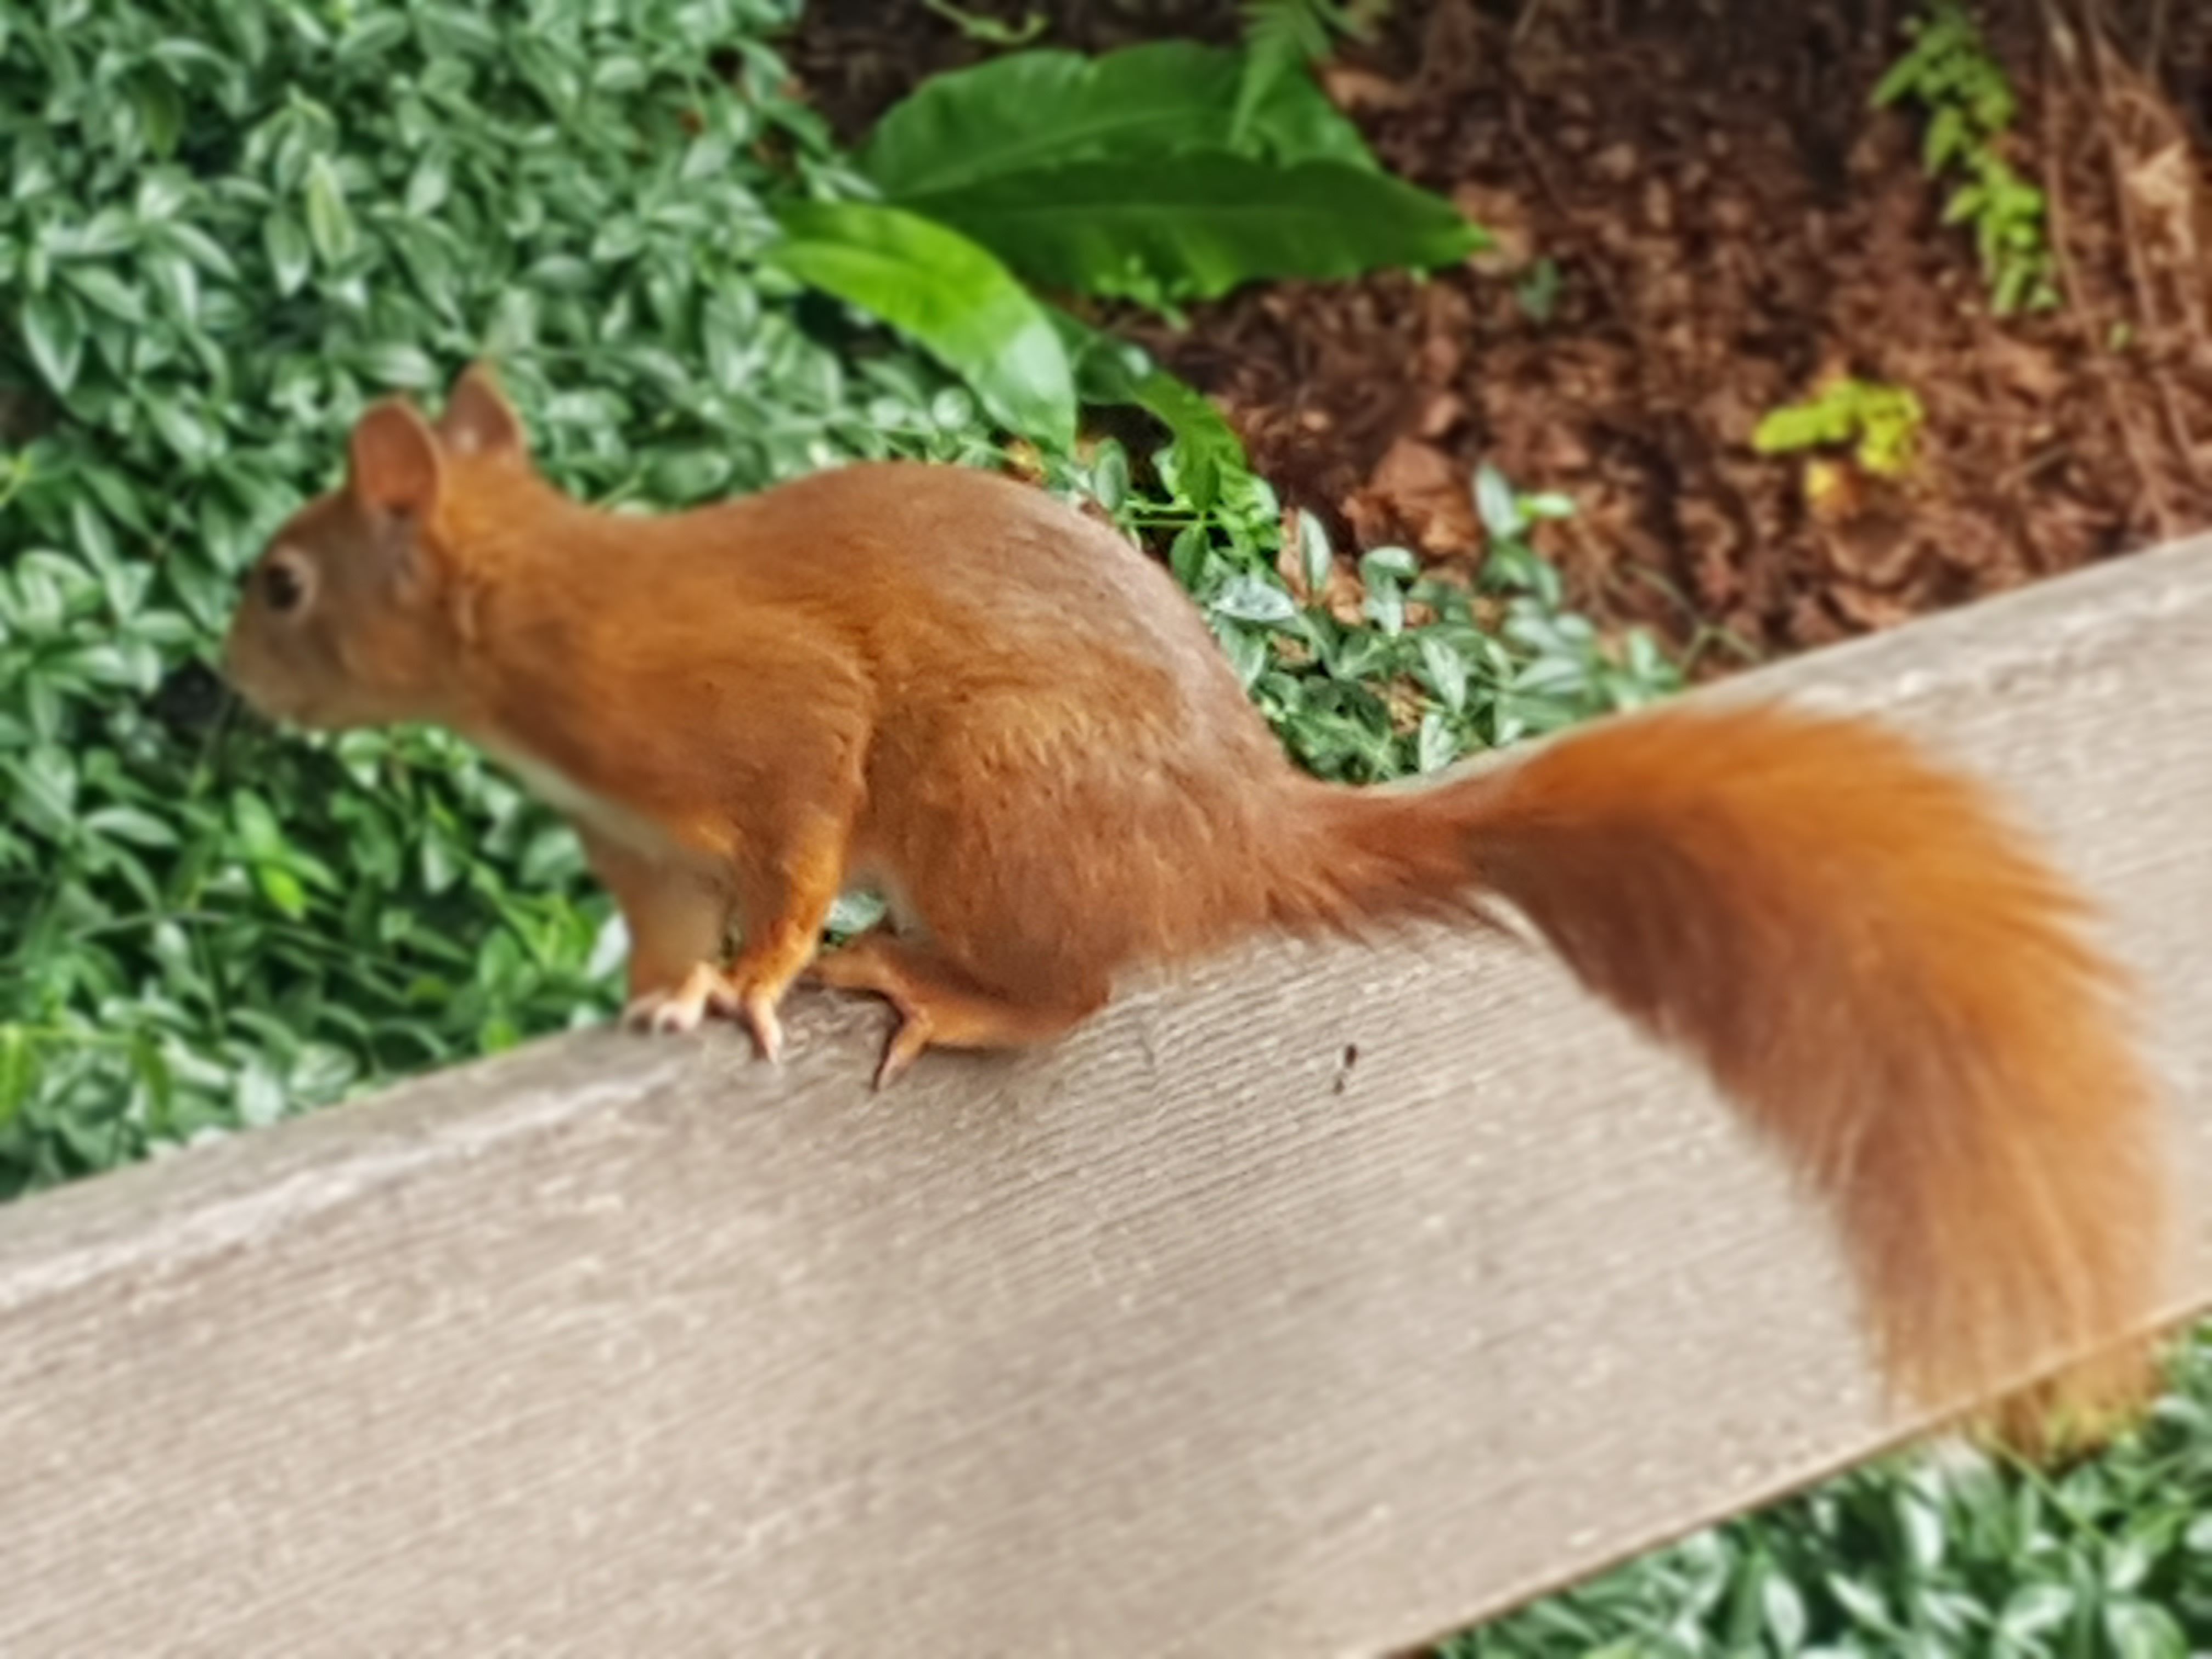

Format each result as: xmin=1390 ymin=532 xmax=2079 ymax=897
xmin=623 ymin=963 xmax=740 ymax=1038
xmin=741 ymin=995 xmax=785 ymax=1065
xmin=873 ymin=1013 xmax=932 ymax=1090
xmin=622 ymin=966 xmax=787 ymax=1064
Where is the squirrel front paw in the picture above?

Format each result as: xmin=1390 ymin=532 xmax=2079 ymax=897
xmin=623 ymin=963 xmax=783 ymax=1062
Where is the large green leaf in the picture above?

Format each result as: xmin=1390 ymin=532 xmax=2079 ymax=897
xmin=903 ymin=156 xmax=1486 ymax=304
xmin=859 ymin=41 xmax=1373 ymax=200
xmin=761 ymin=200 xmax=1076 ymax=450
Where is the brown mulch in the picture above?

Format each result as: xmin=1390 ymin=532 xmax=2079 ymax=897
xmin=786 ymin=0 xmax=2212 ymax=669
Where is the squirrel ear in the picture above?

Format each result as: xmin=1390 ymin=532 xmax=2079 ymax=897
xmin=348 ymin=400 xmax=443 ymax=520
xmin=438 ymin=360 xmax=526 ymax=460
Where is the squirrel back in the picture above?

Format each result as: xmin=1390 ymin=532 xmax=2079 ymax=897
xmin=224 ymin=363 xmax=2175 ymax=1448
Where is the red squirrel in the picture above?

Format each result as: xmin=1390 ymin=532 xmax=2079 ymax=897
xmin=223 ymin=362 xmax=2171 ymax=1446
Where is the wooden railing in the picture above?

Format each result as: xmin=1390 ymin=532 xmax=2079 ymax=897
xmin=3 ymin=537 xmax=2208 ymax=1658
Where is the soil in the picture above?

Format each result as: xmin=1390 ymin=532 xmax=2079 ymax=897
xmin=785 ymin=0 xmax=2212 ymax=671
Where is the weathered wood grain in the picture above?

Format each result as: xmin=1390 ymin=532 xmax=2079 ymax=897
xmin=3 ymin=540 xmax=2209 ymax=1659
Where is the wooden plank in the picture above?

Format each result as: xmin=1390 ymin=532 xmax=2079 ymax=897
xmin=2 ymin=538 xmax=2209 ymax=1659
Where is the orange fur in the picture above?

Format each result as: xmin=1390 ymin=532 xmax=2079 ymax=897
xmin=223 ymin=364 xmax=2174 ymax=1444
xmin=1279 ymin=707 xmax=2171 ymax=1445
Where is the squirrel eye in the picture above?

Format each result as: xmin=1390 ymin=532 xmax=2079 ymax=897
xmin=262 ymin=557 xmax=309 ymax=616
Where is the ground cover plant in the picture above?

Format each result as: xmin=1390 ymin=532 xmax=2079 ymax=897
xmin=1446 ymin=1326 xmax=2212 ymax=1657
xmin=4 ymin=0 xmax=2207 ymax=1653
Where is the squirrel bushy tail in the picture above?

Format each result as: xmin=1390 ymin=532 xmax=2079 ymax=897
xmin=1269 ymin=700 xmax=2170 ymax=1444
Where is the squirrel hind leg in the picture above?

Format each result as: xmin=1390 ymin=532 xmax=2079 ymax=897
xmin=805 ymin=934 xmax=1107 ymax=1089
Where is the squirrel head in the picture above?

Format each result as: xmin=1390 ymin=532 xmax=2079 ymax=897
xmin=223 ymin=361 xmax=529 ymax=731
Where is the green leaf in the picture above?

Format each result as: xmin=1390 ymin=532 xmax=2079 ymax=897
xmin=861 ymin=42 xmax=1373 ymax=201
xmin=232 ymin=791 xmax=286 ymax=861
xmin=763 ymin=200 xmax=1075 ymax=449
xmin=902 ymin=155 xmax=1483 ymax=304
xmin=1926 ymin=106 xmax=1966 ymax=171
xmin=58 ymin=208 xmax=140 ymax=259
xmin=303 ymin=156 xmax=358 ymax=266
xmin=1210 ymin=573 xmax=1297 ymax=625
xmin=1131 ymin=368 xmax=1245 ymax=516
xmin=60 ymin=266 xmax=145 ymax=323
xmin=1871 ymin=50 xmax=1922 ymax=108
xmin=356 ymin=342 xmax=441 ymax=391
xmin=1471 ymin=465 xmax=1523 ymax=540
xmin=236 ymin=1062 xmax=288 ymax=1127
xmin=1228 ymin=13 xmax=1334 ymax=159
xmin=1054 ymin=310 xmax=1246 ymax=512
xmin=1361 ymin=545 xmax=1419 ymax=582
xmin=263 ymin=211 xmax=312 ymax=295
xmin=1826 ymin=1573 xmax=1898 ymax=1636
xmin=1363 ymin=575 xmax=1404 ymax=635
xmin=1996 ymin=1583 xmax=2075 ymax=1645
xmin=14 ymin=747 xmax=80 ymax=839
xmin=1168 ymin=522 xmax=1209 ymax=590
xmin=1419 ymin=634 xmax=1469 ymax=713
xmin=70 ymin=495 xmax=121 ymax=573
xmin=131 ymin=72 xmax=183 ymax=158
xmin=2104 ymin=1600 xmax=2186 ymax=1659
xmin=144 ymin=250 xmax=201 ymax=323
xmin=21 ymin=291 xmax=86 ymax=393
xmin=1087 ymin=439 xmax=1129 ymax=511
xmin=1237 ymin=57 xmax=1378 ymax=172
xmin=1761 ymin=1567 xmax=1808 ymax=1651
xmin=143 ymin=396 xmax=221 ymax=466
xmin=84 ymin=806 xmax=180 ymax=849
xmin=0 ymin=1028 xmax=28 ymax=1132
xmin=1415 ymin=709 xmax=1456 ymax=773
xmin=1215 ymin=619 xmax=1268 ymax=686
xmin=646 ymin=448 xmax=737 ymax=503
xmin=1296 ymin=510 xmax=1333 ymax=594
xmin=1753 ymin=406 xmax=1832 ymax=454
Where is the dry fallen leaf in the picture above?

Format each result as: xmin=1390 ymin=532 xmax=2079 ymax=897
xmin=1351 ymin=437 xmax=1483 ymax=558
xmin=1318 ymin=65 xmax=1417 ymax=114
